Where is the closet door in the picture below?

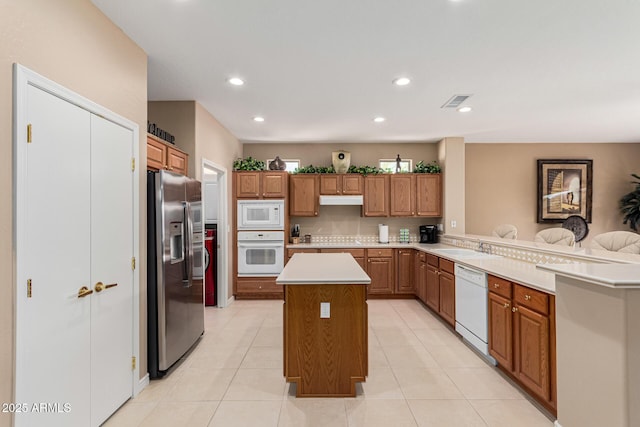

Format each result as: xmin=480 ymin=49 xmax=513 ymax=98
xmin=89 ymin=115 xmax=134 ymax=426
xmin=16 ymin=84 xmax=92 ymax=427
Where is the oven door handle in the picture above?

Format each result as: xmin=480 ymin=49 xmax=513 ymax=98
xmin=238 ymin=242 xmax=284 ymax=248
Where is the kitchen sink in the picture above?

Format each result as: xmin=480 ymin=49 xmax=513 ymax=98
xmin=432 ymin=248 xmax=500 ymax=259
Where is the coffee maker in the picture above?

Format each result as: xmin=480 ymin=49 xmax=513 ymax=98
xmin=419 ymin=225 xmax=438 ymax=244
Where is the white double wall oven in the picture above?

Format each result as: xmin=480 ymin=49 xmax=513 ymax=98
xmin=236 ymin=199 xmax=285 ymax=277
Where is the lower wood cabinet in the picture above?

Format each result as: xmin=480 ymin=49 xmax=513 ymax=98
xmin=366 ymin=248 xmax=394 ymax=294
xmin=423 ymin=254 xmax=455 ymax=327
xmin=235 ymin=277 xmax=283 ymax=299
xmin=395 ymin=249 xmax=415 ymax=293
xmin=488 ymin=274 xmax=556 ymax=415
xmin=415 ymin=252 xmax=427 ymax=303
xmin=425 ymin=254 xmax=440 ymax=312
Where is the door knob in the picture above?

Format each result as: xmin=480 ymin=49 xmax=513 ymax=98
xmin=95 ymin=282 xmax=105 ymax=292
xmin=78 ymin=286 xmax=93 ymax=298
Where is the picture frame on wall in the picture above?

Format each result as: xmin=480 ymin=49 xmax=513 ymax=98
xmin=537 ymin=159 xmax=593 ymax=223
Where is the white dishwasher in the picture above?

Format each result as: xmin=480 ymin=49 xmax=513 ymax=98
xmin=454 ymin=263 xmax=496 ymax=364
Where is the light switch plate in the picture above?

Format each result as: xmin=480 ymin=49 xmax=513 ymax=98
xmin=320 ymin=302 xmax=330 ymax=318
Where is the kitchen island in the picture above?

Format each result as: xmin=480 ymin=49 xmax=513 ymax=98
xmin=276 ymin=252 xmax=371 ymax=397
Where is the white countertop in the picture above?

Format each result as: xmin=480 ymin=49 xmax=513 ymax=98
xmin=536 ymin=263 xmax=640 ymax=289
xmin=276 ymin=253 xmax=371 ymax=285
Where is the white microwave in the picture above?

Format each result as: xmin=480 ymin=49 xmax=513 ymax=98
xmin=237 ymin=199 xmax=285 ymax=230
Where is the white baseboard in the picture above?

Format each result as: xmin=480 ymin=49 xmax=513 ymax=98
xmin=226 ymin=295 xmax=235 ymax=307
xmin=554 ymin=420 xmax=562 ymax=427
xmin=134 ymin=373 xmax=149 ymax=397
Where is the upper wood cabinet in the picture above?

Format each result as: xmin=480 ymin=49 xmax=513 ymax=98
xmin=319 ymin=174 xmax=363 ymax=195
xmin=147 ymin=134 xmax=188 ymax=176
xmin=363 ymin=175 xmax=389 ymax=217
xmin=416 ymin=174 xmax=442 ymax=217
xmin=289 ymin=174 xmax=319 ymax=216
xmin=234 ymin=171 xmax=288 ymax=199
xmin=390 ymin=174 xmax=415 ymax=216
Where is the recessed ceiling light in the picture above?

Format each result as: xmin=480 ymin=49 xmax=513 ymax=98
xmin=392 ymin=77 xmax=411 ymax=86
xmin=457 ymin=106 xmax=472 ymax=113
xmin=227 ymin=77 xmax=245 ymax=86
xmin=253 ymin=116 xmax=265 ymax=122
xmin=373 ymin=117 xmax=386 ymax=123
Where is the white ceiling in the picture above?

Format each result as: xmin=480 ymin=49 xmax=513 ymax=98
xmin=91 ymin=0 xmax=640 ymax=144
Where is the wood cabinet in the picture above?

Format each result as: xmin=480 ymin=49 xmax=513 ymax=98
xmin=488 ymin=274 xmax=556 ymax=414
xmin=395 ymin=249 xmax=415 ymax=293
xmin=289 ymin=174 xmax=319 ymax=216
xmin=424 ymin=254 xmax=455 ymax=327
xmin=320 ymin=248 xmax=365 ymax=270
xmin=234 ymin=171 xmax=287 ymax=199
xmin=416 ymin=174 xmax=442 ymax=217
xmin=390 ymin=174 xmax=415 ymax=216
xmin=363 ymin=175 xmax=389 ymax=217
xmin=147 ymin=134 xmax=188 ymax=175
xmin=287 ymin=248 xmax=319 ymax=262
xmin=319 ymin=174 xmax=363 ymax=195
xmin=235 ymin=277 xmax=283 ymax=299
xmin=415 ymin=251 xmax=427 ymax=303
xmin=366 ymin=248 xmax=394 ymax=294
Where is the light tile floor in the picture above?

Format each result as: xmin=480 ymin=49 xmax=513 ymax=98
xmin=104 ymin=299 xmax=555 ymax=427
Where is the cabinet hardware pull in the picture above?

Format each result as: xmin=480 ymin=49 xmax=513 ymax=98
xmin=78 ymin=286 xmax=93 ymax=298
xmin=512 ymin=307 xmax=518 ymax=312
xmin=494 ymin=283 xmax=499 ymax=288
xmin=504 ymin=302 xmax=510 ymax=309
xmin=524 ymin=295 xmax=531 ymax=301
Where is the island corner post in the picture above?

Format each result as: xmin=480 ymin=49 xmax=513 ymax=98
xmin=276 ymin=253 xmax=371 ymax=397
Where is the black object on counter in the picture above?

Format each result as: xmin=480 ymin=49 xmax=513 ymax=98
xmin=420 ymin=225 xmax=438 ymax=244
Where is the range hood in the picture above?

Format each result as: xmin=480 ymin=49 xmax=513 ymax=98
xmin=319 ymin=195 xmax=364 ymax=206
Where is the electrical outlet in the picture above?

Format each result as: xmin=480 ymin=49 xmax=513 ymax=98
xmin=320 ymin=302 xmax=330 ymax=318
xmin=451 ymin=220 xmax=457 ymax=228
xmin=437 ymin=223 xmax=443 ymax=232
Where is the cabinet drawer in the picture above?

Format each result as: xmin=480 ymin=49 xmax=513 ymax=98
xmin=427 ymin=254 xmax=439 ymax=267
xmin=439 ymin=258 xmax=454 ymax=274
xmin=514 ymin=284 xmax=549 ymax=315
xmin=488 ymin=275 xmax=512 ymax=299
xmin=237 ymin=279 xmax=281 ymax=294
xmin=321 ymin=248 xmax=366 ymax=257
xmin=287 ymin=248 xmax=319 ymax=258
xmin=417 ymin=251 xmax=427 ymax=262
xmin=366 ymin=248 xmax=393 ymax=258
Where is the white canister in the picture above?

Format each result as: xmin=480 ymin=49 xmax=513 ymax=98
xmin=378 ymin=224 xmax=389 ymax=243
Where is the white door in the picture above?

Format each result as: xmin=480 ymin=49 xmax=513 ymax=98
xmin=16 ymin=83 xmax=92 ymax=427
xmin=16 ymin=84 xmax=134 ymax=426
xmin=89 ymin=115 xmax=134 ymax=425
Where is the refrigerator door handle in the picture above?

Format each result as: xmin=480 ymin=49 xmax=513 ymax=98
xmin=182 ymin=202 xmax=191 ymax=287
xmin=184 ymin=201 xmax=194 ymax=288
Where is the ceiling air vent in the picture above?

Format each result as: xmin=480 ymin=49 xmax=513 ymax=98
xmin=441 ymin=94 xmax=472 ymax=108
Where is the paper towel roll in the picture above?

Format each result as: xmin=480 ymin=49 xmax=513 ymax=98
xmin=378 ymin=224 xmax=389 ymax=243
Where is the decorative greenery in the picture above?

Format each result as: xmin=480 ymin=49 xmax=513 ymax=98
xmin=347 ymin=165 xmax=385 ymax=176
xmin=293 ymin=164 xmax=335 ymax=174
xmin=233 ymin=156 xmax=265 ymax=171
xmin=620 ymin=173 xmax=640 ymax=232
xmin=413 ymin=160 xmax=442 ymax=173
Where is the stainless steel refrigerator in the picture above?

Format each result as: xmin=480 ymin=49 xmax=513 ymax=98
xmin=147 ymin=170 xmax=204 ymax=379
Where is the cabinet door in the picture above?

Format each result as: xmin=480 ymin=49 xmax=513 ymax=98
xmin=416 ymin=174 xmax=442 ymax=217
xmin=262 ymin=172 xmax=287 ymax=198
xmin=514 ymin=304 xmax=551 ymax=401
xmin=341 ymin=174 xmax=363 ymax=195
xmin=367 ymin=257 xmax=394 ymax=294
xmin=418 ymin=260 xmax=427 ymax=303
xmin=289 ymin=175 xmax=319 ymax=216
xmin=439 ymin=271 xmax=455 ymax=326
xmin=488 ymin=292 xmax=513 ymax=369
xmin=235 ymin=171 xmax=261 ymax=198
xmin=147 ymin=136 xmax=166 ymax=171
xmin=363 ymin=175 xmax=389 ymax=216
xmin=319 ymin=174 xmax=340 ymax=194
xmin=167 ymin=146 xmax=188 ymax=175
xmin=390 ymin=174 xmax=415 ymax=216
xmin=425 ymin=264 xmax=440 ymax=312
xmin=396 ymin=249 xmax=415 ymax=293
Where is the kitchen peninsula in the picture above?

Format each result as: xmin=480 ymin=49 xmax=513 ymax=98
xmin=276 ymin=253 xmax=371 ymax=397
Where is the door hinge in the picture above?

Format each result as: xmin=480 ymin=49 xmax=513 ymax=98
xmin=27 ymin=279 xmax=32 ymax=298
xmin=131 ymin=158 xmax=136 ymax=171
xmin=131 ymin=257 xmax=136 ymax=270
xmin=27 ymin=124 xmax=32 ymax=143
xmin=131 ymin=356 xmax=136 ymax=370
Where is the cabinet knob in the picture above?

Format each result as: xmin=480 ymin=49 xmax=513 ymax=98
xmin=503 ymin=302 xmax=510 ymax=309
xmin=524 ymin=294 xmax=531 ymax=301
xmin=512 ymin=307 xmax=518 ymax=312
xmin=412 ymin=212 xmax=415 ymax=215
xmin=493 ymin=283 xmax=499 ymax=288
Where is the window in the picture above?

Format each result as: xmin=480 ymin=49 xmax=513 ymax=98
xmin=379 ymin=159 xmax=412 ymax=173
xmin=266 ymin=159 xmax=300 ymax=172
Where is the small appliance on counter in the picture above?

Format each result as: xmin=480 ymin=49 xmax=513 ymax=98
xmin=420 ymin=225 xmax=438 ymax=244
xmin=399 ymin=228 xmax=410 ymax=243
xmin=378 ymin=224 xmax=389 ymax=243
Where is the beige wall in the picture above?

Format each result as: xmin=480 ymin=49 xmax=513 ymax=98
xmin=1 ymin=0 xmax=147 ymax=424
xmin=244 ymin=142 xmax=441 ymax=238
xmin=439 ymin=137 xmax=466 ymax=235
xmin=148 ymin=101 xmax=197 ymax=178
xmin=195 ymin=102 xmax=243 ymax=302
xmin=465 ymin=143 xmax=640 ymax=245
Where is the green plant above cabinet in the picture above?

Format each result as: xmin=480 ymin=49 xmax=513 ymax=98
xmin=233 ymin=156 xmax=265 ymax=171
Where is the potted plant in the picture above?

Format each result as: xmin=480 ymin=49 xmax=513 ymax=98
xmin=233 ymin=156 xmax=265 ymax=171
xmin=413 ymin=160 xmax=441 ymax=173
xmin=620 ymin=173 xmax=640 ymax=232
